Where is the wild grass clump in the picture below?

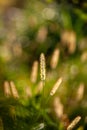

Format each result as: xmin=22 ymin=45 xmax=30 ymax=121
xmin=1 ymin=51 xmax=86 ymax=130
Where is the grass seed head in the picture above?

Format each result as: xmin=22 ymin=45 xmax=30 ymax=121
xmin=30 ymin=61 xmax=38 ymax=83
xmin=50 ymin=77 xmax=62 ymax=96
xmin=25 ymin=86 xmax=32 ymax=98
xmin=50 ymin=48 xmax=60 ymax=69
xmin=61 ymin=30 xmax=76 ymax=54
xmin=4 ymin=81 xmax=11 ymax=97
xmin=53 ymin=97 xmax=64 ymax=118
xmin=67 ymin=116 xmax=81 ymax=130
xmin=76 ymin=83 xmax=84 ymax=101
xmin=36 ymin=26 xmax=48 ymax=43
xmin=40 ymin=53 xmax=46 ymax=81
xmin=81 ymin=51 xmax=87 ymax=62
xmin=10 ymin=81 xmax=19 ymax=98
xmin=68 ymin=31 xmax=76 ymax=54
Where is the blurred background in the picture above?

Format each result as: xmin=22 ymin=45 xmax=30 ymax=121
xmin=0 ymin=0 xmax=87 ymax=130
